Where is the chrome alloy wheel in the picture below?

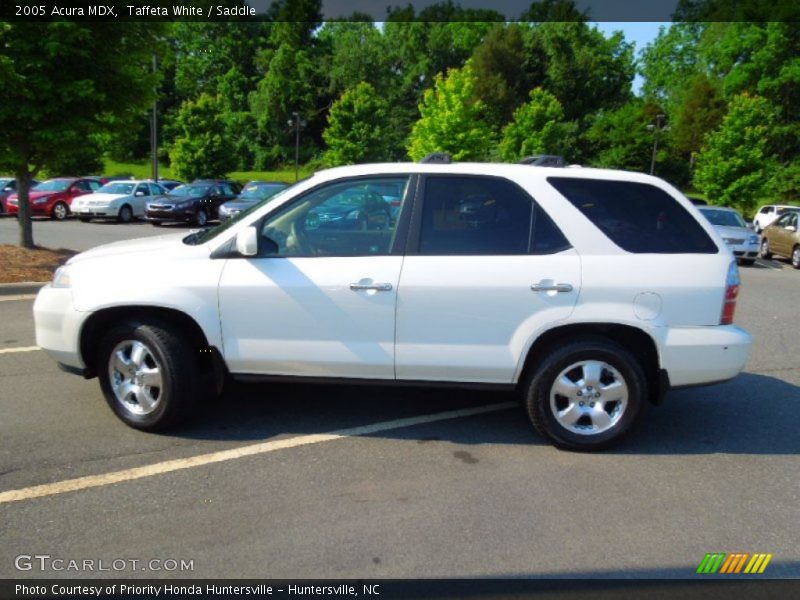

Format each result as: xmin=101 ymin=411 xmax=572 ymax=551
xmin=549 ymin=360 xmax=628 ymax=435
xmin=108 ymin=340 xmax=163 ymax=416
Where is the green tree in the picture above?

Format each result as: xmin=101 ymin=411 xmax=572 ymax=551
xmin=670 ymin=73 xmax=727 ymax=159
xmin=499 ymin=88 xmax=570 ymax=161
xmin=323 ymin=83 xmax=390 ymax=166
xmin=168 ymin=94 xmax=237 ymax=181
xmin=694 ymin=94 xmax=779 ymax=213
xmin=407 ymin=62 xmax=494 ymax=162
xmin=0 ymin=21 xmax=164 ymax=248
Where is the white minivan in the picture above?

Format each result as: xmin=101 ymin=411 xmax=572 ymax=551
xmin=34 ymin=161 xmax=752 ymax=451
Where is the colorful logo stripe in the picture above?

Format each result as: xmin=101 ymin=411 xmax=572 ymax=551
xmin=697 ymin=553 xmax=773 ymax=574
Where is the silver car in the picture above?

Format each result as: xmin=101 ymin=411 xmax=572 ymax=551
xmin=698 ymin=206 xmax=760 ymax=266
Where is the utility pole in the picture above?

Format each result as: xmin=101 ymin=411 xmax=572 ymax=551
xmin=288 ymin=112 xmax=306 ymax=182
xmin=647 ymin=114 xmax=667 ymax=176
xmin=151 ymin=54 xmax=158 ymax=182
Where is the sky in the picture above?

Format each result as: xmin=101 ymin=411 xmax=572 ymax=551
xmin=593 ymin=22 xmax=670 ymax=94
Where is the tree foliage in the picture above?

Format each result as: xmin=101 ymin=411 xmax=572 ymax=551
xmin=499 ymin=88 xmax=569 ymax=161
xmin=406 ymin=63 xmax=494 ymax=162
xmin=323 ymin=83 xmax=390 ymax=165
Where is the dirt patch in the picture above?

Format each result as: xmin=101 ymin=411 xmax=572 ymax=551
xmin=0 ymin=244 xmax=76 ymax=283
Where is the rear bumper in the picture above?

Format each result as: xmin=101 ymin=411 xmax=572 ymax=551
xmin=33 ymin=285 xmax=88 ymax=371
xmin=659 ymin=325 xmax=752 ymax=387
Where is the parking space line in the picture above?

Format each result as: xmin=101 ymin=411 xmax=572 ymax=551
xmin=0 ymin=346 xmax=40 ymax=354
xmin=0 ymin=294 xmax=37 ymax=302
xmin=0 ymin=401 xmax=517 ymax=504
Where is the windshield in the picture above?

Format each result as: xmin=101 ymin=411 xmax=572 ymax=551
xmin=700 ymin=208 xmax=747 ymax=228
xmin=170 ymin=184 xmax=211 ymax=197
xmin=183 ymin=185 xmax=296 ymax=246
xmin=98 ymin=182 xmax=135 ymax=195
xmin=33 ymin=179 xmax=72 ymax=192
xmin=0 ymin=178 xmax=13 ymax=187
xmin=240 ymin=183 xmax=287 ymax=200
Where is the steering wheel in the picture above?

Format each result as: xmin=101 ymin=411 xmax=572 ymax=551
xmin=289 ymin=218 xmax=315 ymax=255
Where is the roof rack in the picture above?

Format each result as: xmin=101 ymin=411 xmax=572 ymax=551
xmin=420 ymin=152 xmax=453 ymax=164
xmin=518 ymin=155 xmax=565 ymax=167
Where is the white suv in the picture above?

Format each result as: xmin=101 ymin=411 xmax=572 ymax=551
xmin=33 ymin=162 xmax=752 ymax=451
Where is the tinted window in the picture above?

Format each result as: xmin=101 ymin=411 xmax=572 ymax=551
xmin=134 ymin=184 xmax=150 ymax=196
xmin=548 ymin=177 xmax=718 ymax=254
xmin=148 ymin=183 xmax=165 ymax=195
xmin=260 ymin=177 xmax=409 ymax=257
xmin=419 ymin=176 xmax=534 ymax=255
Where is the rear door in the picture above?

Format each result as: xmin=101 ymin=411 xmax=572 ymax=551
xmin=395 ymin=175 xmax=580 ymax=384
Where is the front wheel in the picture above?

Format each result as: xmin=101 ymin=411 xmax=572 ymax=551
xmin=760 ymin=238 xmax=773 ymax=260
xmin=52 ymin=202 xmax=69 ymax=220
xmin=792 ymin=246 xmax=800 ymax=269
xmin=117 ymin=204 xmax=133 ymax=223
xmin=194 ymin=209 xmax=208 ymax=227
xmin=97 ymin=321 xmax=200 ymax=431
xmin=738 ymin=259 xmax=756 ymax=267
xmin=523 ymin=337 xmax=645 ymax=451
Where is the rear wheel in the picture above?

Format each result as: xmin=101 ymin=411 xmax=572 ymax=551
xmin=97 ymin=320 xmax=200 ymax=431
xmin=117 ymin=204 xmax=133 ymax=223
xmin=760 ymin=238 xmax=773 ymax=259
xmin=523 ymin=337 xmax=645 ymax=451
xmin=52 ymin=202 xmax=68 ymax=221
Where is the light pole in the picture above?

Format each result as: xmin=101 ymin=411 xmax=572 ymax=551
xmin=150 ymin=54 xmax=158 ymax=182
xmin=287 ymin=112 xmax=306 ymax=182
xmin=647 ymin=114 xmax=668 ymax=176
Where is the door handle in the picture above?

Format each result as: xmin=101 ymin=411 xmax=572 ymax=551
xmin=531 ymin=282 xmax=573 ymax=293
xmin=350 ymin=282 xmax=393 ymax=292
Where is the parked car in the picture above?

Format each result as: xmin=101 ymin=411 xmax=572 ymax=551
xmin=760 ymin=209 xmax=800 ymax=268
xmin=753 ymin=204 xmax=800 ymax=233
xmin=0 ymin=177 xmax=39 ymax=214
xmin=33 ymin=161 xmax=751 ymax=451
xmin=305 ymin=188 xmax=392 ymax=231
xmin=6 ymin=177 xmax=102 ymax=220
xmin=697 ymin=206 xmax=760 ymax=266
xmin=219 ymin=181 xmax=289 ymax=221
xmin=71 ymin=180 xmax=168 ymax=223
xmin=145 ymin=180 xmax=240 ymax=226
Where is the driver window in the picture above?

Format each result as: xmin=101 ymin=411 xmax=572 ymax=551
xmin=260 ymin=177 xmax=410 ymax=257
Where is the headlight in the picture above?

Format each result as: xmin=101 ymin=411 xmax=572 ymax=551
xmin=52 ymin=266 xmax=71 ymax=288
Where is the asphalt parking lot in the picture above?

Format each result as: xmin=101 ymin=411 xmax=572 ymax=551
xmin=1 ymin=219 xmax=799 ymax=579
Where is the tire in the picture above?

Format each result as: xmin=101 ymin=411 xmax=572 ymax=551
xmin=792 ymin=246 xmax=800 ymax=270
xmin=194 ymin=208 xmax=208 ymax=227
xmin=79 ymin=217 xmax=92 ymax=223
xmin=97 ymin=320 xmax=200 ymax=431
xmin=739 ymin=259 xmax=756 ymax=267
xmin=117 ymin=204 xmax=133 ymax=223
xmin=52 ymin=202 xmax=69 ymax=221
xmin=523 ymin=337 xmax=646 ymax=451
xmin=152 ymin=221 xmax=163 ymax=227
xmin=760 ymin=238 xmax=773 ymax=260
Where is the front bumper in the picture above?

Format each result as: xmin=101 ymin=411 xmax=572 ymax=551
xmin=660 ymin=325 xmax=752 ymax=387
xmin=33 ymin=284 xmax=88 ymax=371
xmin=146 ymin=209 xmax=195 ymax=223
xmin=727 ymin=241 xmax=760 ymax=261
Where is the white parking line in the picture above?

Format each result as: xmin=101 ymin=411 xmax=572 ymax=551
xmin=0 ymin=294 xmax=37 ymax=302
xmin=0 ymin=401 xmax=517 ymax=504
xmin=0 ymin=346 xmax=40 ymax=354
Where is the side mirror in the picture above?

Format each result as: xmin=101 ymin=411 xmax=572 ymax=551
xmin=786 ymin=225 xmax=797 ymax=232
xmin=2 ymin=186 xmax=12 ymax=192
xmin=235 ymin=226 xmax=259 ymax=257
xmin=135 ymin=191 xmax=146 ymax=197
xmin=70 ymin=186 xmax=81 ymax=194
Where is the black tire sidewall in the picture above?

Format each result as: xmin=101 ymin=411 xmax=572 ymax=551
xmin=526 ymin=339 xmax=645 ymax=451
xmin=119 ymin=205 xmax=132 ymax=222
xmin=195 ymin=209 xmax=208 ymax=226
xmin=97 ymin=321 xmax=196 ymax=431
xmin=53 ymin=202 xmax=68 ymax=220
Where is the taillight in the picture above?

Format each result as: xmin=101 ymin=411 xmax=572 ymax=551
xmin=720 ymin=260 xmax=740 ymax=325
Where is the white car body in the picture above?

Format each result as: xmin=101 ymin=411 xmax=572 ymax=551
xmin=34 ymin=162 xmax=753 ymax=446
xmin=71 ymin=181 xmax=165 ymax=220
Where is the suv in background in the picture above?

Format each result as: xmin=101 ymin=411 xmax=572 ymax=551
xmin=145 ymin=179 xmax=241 ymax=226
xmin=753 ymin=204 xmax=800 ymax=233
xmin=33 ymin=162 xmax=751 ymax=451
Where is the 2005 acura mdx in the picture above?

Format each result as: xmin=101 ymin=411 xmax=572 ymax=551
xmin=34 ymin=161 xmax=752 ymax=451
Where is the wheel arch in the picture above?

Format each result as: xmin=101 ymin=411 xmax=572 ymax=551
xmin=517 ymin=322 xmax=666 ymax=405
xmin=79 ymin=306 xmax=225 ymax=387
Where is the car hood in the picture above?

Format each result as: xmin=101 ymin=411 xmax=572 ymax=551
xmin=712 ymin=225 xmax=752 ymax=239
xmin=161 ymin=194 xmax=204 ymax=203
xmin=67 ymin=232 xmax=192 ymax=264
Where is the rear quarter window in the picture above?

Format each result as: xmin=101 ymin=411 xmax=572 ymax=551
xmin=547 ymin=177 xmax=718 ymax=254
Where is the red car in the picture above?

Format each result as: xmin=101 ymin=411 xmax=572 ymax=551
xmin=6 ymin=177 xmax=103 ymax=220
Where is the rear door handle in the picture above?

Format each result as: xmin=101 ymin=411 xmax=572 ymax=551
xmin=531 ymin=282 xmax=573 ymax=293
xmin=350 ymin=282 xmax=393 ymax=292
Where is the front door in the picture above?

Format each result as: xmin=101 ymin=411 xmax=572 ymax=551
xmin=218 ymin=175 xmax=413 ymax=379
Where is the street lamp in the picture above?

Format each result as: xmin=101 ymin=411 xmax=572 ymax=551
xmin=646 ymin=114 xmax=668 ymax=176
xmin=287 ymin=112 xmax=307 ymax=182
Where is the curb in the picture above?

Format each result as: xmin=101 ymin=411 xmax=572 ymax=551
xmin=0 ymin=281 xmax=48 ymax=296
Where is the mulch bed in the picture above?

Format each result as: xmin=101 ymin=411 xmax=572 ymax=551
xmin=0 ymin=244 xmax=76 ymax=283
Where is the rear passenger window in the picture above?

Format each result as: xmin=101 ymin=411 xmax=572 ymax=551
xmin=548 ymin=177 xmax=718 ymax=254
xmin=419 ymin=176 xmax=569 ymax=255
